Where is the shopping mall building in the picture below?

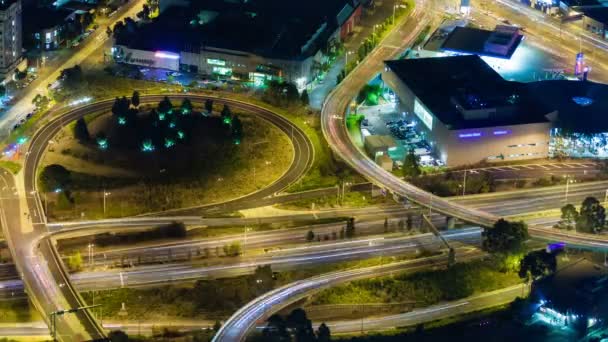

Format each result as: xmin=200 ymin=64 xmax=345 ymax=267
xmin=382 ymin=55 xmax=608 ymax=167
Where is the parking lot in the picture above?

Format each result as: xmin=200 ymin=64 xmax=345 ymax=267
xmin=359 ymin=101 xmax=442 ymax=168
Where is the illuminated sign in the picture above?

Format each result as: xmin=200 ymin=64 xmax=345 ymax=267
xmin=574 ymin=52 xmax=584 ymax=76
xmin=155 ymin=51 xmax=180 ymax=59
xmin=458 ymin=132 xmax=482 ymax=138
xmin=207 ymin=58 xmax=226 ymax=66
xmin=493 ymin=130 xmax=511 ymax=136
xmin=414 ymin=99 xmax=433 ymax=130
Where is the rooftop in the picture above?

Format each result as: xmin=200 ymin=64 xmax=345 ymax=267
xmin=440 ymin=26 xmax=523 ymax=59
xmin=385 ymin=55 xmax=550 ymax=130
xmin=386 ymin=55 xmax=608 ymax=133
xmin=117 ymin=0 xmax=360 ymax=60
xmin=23 ymin=6 xmax=73 ymax=31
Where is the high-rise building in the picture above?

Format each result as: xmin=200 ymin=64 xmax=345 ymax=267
xmin=0 ymin=0 xmax=21 ymax=79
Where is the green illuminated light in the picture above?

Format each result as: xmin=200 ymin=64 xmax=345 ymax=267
xmin=97 ymin=138 xmax=108 ymax=150
xmin=118 ymin=117 xmax=126 ymax=125
xmin=16 ymin=136 xmax=27 ymax=145
xmin=164 ymin=138 xmax=175 ymax=148
xmin=168 ymin=109 xmax=173 ymax=115
xmin=141 ymin=140 xmax=155 ymax=152
xmin=233 ymin=138 xmax=241 ymax=145
xmin=169 ymin=121 xmax=176 ymax=128
xmin=158 ymin=112 xmax=166 ymax=120
xmin=177 ymin=131 xmax=185 ymax=139
xmin=181 ymin=108 xmax=189 ymax=115
xmin=223 ymin=117 xmax=232 ymax=125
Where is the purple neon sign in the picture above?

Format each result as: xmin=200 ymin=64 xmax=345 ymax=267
xmin=493 ymin=130 xmax=511 ymax=136
xmin=459 ymin=132 xmax=482 ymax=138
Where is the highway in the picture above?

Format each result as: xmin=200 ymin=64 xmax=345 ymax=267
xmin=8 ymin=94 xmax=313 ymax=340
xmin=0 ymin=228 xmax=482 ymax=296
xmin=0 ymin=283 xmax=524 ymax=337
xmin=212 ymin=247 xmax=484 ymax=341
xmin=0 ymin=170 xmax=105 ymax=341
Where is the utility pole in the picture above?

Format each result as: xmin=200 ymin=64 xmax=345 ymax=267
xmin=462 ymin=169 xmax=467 ymax=196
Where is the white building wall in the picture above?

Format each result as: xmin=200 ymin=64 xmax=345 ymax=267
xmin=383 ymin=65 xmax=551 ymax=167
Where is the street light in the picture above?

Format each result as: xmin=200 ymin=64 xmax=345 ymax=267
xmin=344 ymin=50 xmax=354 ymax=66
xmin=373 ymin=24 xmax=380 ymax=45
xmin=243 ymin=227 xmax=252 ymax=257
xmin=564 ymin=175 xmax=575 ymax=203
xmin=87 ymin=243 xmax=94 ymax=267
xmin=103 ymin=189 xmax=111 ymax=216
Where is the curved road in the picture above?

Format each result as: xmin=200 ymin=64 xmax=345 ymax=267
xmin=7 ymin=94 xmax=313 ymax=340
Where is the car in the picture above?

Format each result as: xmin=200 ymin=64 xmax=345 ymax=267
xmin=26 ymin=112 xmax=33 ymax=119
xmin=12 ymin=123 xmax=20 ymax=131
xmin=73 ymin=42 xmax=80 ymax=47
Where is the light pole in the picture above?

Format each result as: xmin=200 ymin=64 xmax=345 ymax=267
xmin=564 ymin=175 xmax=574 ymax=203
xmin=604 ymin=189 xmax=608 ymax=207
xmin=243 ymin=227 xmax=252 ymax=257
xmin=103 ymin=189 xmax=111 ymax=216
xmin=344 ymin=50 xmax=353 ymax=66
xmin=372 ymin=24 xmax=380 ymax=45
xmin=87 ymin=243 xmax=94 ymax=267
xmin=462 ymin=169 xmax=467 ymax=196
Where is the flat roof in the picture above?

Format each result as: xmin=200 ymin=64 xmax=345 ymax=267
xmin=117 ymin=0 xmax=360 ymax=60
xmin=386 ymin=55 xmax=608 ymax=133
xmin=440 ymin=26 xmax=523 ymax=59
xmin=385 ymin=55 xmax=550 ymax=130
xmin=524 ymin=79 xmax=608 ymax=134
xmin=23 ymin=6 xmax=73 ymax=31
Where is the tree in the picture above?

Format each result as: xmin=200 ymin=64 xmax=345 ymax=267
xmin=286 ymin=308 xmax=315 ymax=342
xmin=577 ymin=196 xmax=606 ymax=234
xmin=39 ymin=164 xmax=71 ymax=193
xmin=317 ymin=322 xmax=331 ymax=342
xmin=181 ymin=98 xmax=192 ymax=114
xmin=482 ymin=219 xmax=529 ymax=254
xmin=105 ymin=26 xmax=113 ymax=38
xmin=0 ymin=84 xmax=5 ymax=97
xmin=223 ymin=242 xmax=242 ymax=257
xmin=262 ymin=314 xmax=290 ymax=342
xmin=306 ymin=230 xmax=315 ymax=242
xmin=158 ymin=96 xmax=172 ymax=114
xmin=518 ymin=249 xmax=557 ymax=282
xmin=73 ymin=117 xmax=90 ymax=142
xmin=131 ymin=91 xmax=140 ymax=107
xmin=67 ymin=251 xmax=83 ymax=271
xmin=403 ymin=148 xmax=421 ymax=178
xmin=205 ymin=99 xmax=213 ymax=114
xmin=300 ymin=89 xmax=309 ymax=106
xmin=232 ymin=115 xmax=243 ymax=142
xmin=345 ymin=217 xmax=355 ymax=238
xmin=560 ymin=204 xmax=579 ymax=230
xmin=213 ymin=320 xmax=221 ymax=332
xmin=59 ymin=65 xmax=83 ymax=89
xmin=221 ymin=104 xmax=232 ymax=122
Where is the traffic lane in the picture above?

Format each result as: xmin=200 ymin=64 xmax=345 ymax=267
xmin=325 ymin=284 xmax=524 ymax=334
xmin=212 ymin=247 xmax=484 ymax=342
xmin=0 ymin=171 xmax=100 ymax=341
xmin=0 ymin=228 xmax=482 ymax=294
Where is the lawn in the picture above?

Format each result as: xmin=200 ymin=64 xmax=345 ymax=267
xmin=41 ymin=105 xmax=293 ymax=220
